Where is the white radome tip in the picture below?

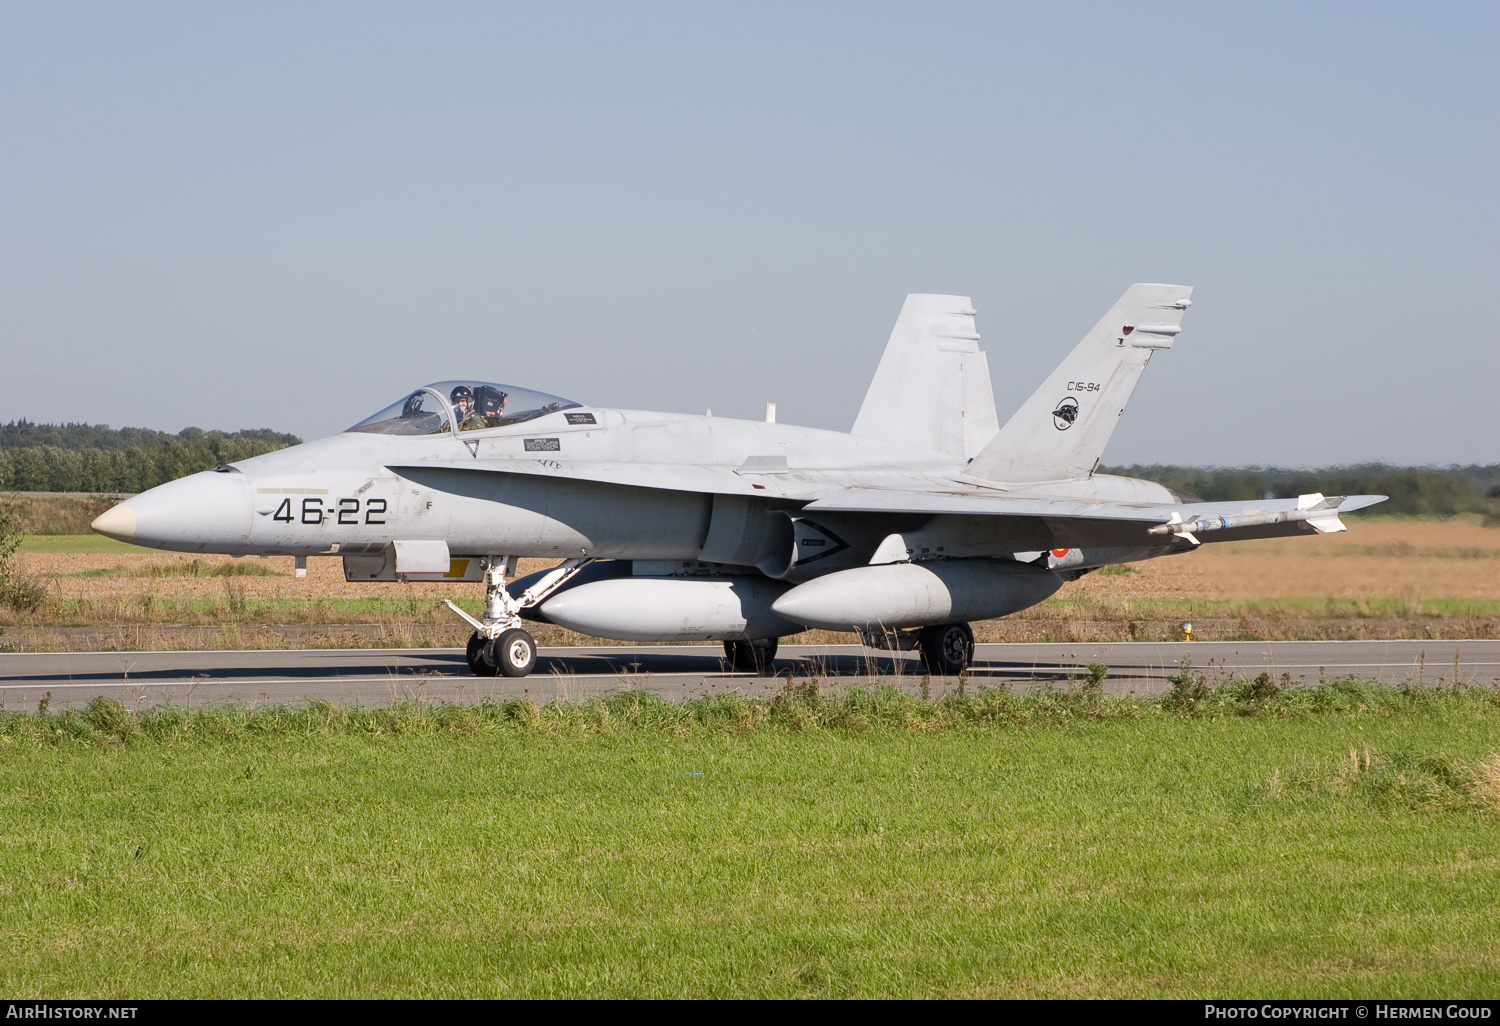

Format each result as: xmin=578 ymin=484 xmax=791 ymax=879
xmin=90 ymin=503 xmax=137 ymax=541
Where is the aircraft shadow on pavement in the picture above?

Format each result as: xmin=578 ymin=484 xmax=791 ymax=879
xmin=534 ymin=651 xmax=925 ymax=679
xmin=0 ymin=656 xmax=469 ymax=685
xmin=534 ymin=652 xmax=1164 ymax=682
xmin=0 ymin=651 xmax=1175 ymax=687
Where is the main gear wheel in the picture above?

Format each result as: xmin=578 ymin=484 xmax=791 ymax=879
xmin=723 ymin=637 xmax=779 ymax=676
xmin=918 ymin=622 xmax=974 ymax=677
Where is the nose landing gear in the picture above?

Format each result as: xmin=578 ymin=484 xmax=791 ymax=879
xmin=467 ymin=628 xmax=537 ymax=677
xmin=446 ymin=556 xmax=590 ymax=678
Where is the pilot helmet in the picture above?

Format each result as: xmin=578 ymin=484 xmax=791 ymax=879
xmin=475 ymin=385 xmax=508 ymax=419
xmin=449 ymin=385 xmax=475 ymax=413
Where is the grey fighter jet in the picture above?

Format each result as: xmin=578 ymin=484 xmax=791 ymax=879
xmin=90 ymin=284 xmax=1384 ymax=677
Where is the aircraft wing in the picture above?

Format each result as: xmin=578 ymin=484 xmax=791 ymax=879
xmin=805 ymin=489 xmax=1388 ymax=546
xmin=805 ymin=489 xmax=1387 ymax=519
xmin=394 ymin=457 xmax=1386 ymax=546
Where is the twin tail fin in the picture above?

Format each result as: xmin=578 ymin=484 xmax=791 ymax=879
xmin=964 ymin=283 xmax=1193 ymax=484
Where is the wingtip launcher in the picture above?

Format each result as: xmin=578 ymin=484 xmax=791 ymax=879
xmin=1148 ymin=493 xmax=1352 ymax=546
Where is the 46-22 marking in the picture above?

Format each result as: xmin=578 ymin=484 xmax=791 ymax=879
xmin=272 ymin=497 xmax=386 ymax=526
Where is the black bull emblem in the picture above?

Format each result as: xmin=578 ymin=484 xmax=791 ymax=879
xmin=1051 ymin=397 xmax=1080 ymax=429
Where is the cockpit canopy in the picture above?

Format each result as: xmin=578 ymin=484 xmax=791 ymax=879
xmin=346 ymin=381 xmax=583 ymax=436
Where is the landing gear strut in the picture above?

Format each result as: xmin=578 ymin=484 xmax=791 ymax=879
xmin=918 ymin=622 xmax=974 ymax=677
xmin=445 ymin=556 xmax=590 ymax=678
xmin=724 ymin=637 xmax=779 ymax=676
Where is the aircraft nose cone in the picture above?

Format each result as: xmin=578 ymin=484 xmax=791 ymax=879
xmin=93 ymin=471 xmax=253 ymax=552
xmin=90 ymin=503 xmax=137 ymax=542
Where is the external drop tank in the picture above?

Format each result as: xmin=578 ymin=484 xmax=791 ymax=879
xmin=769 ymin=559 xmax=1063 ymax=632
xmin=511 ymin=561 xmax=803 ymax=643
xmin=540 ymin=575 xmax=802 ymax=643
xmin=518 ymin=557 xmax=1063 ymax=640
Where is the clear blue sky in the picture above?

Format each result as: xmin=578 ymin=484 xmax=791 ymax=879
xmin=2 ymin=1 xmax=1495 ymax=466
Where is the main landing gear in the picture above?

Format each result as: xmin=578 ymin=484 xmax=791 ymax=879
xmin=861 ymin=622 xmax=975 ymax=676
xmin=445 ymin=556 xmax=590 ymax=678
xmin=917 ymin=622 xmax=975 ymax=677
xmin=723 ymin=637 xmax=779 ymax=676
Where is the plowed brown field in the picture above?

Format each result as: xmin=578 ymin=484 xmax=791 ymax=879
xmin=1063 ymin=519 xmax=1500 ymax=602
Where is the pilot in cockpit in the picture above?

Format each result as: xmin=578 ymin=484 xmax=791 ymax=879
xmin=475 ymin=385 xmax=508 ymax=427
xmin=450 ymin=386 xmax=487 ymax=432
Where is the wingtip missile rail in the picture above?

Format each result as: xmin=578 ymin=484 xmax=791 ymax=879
xmin=1148 ymin=493 xmax=1348 ymax=545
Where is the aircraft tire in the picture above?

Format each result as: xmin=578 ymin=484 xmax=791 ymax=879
xmin=723 ymin=637 xmax=779 ymax=676
xmin=488 ymin=628 xmax=538 ymax=678
xmin=919 ymin=622 xmax=974 ymax=677
xmin=467 ymin=633 xmax=500 ymax=677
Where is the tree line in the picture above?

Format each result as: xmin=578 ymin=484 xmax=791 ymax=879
xmin=1104 ymin=463 xmax=1500 ymax=518
xmin=0 ymin=420 xmax=299 ymax=452
xmin=0 ymin=422 xmax=301 ymax=494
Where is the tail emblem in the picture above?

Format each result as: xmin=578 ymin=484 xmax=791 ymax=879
xmin=1051 ymin=397 xmax=1079 ymax=430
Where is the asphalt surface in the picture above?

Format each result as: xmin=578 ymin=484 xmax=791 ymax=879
xmin=2 ymin=639 xmax=1496 ymax=710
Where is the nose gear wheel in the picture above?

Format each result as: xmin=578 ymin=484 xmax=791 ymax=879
xmin=487 ymin=628 xmax=537 ymax=677
xmin=467 ymin=632 xmax=499 ymax=677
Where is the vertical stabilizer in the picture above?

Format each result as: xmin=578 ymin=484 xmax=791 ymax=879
xmin=852 ymin=294 xmax=1000 ymax=460
xmin=965 ymin=283 xmax=1193 ymax=484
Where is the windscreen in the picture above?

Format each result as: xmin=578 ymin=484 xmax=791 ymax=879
xmin=345 ymin=389 xmax=452 ymax=435
xmin=346 ymin=381 xmax=582 ymax=435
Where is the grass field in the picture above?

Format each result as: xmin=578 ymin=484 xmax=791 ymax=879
xmin=1 ymin=682 xmax=1497 ymax=998
xmin=18 ymin=534 xmax=158 ymax=554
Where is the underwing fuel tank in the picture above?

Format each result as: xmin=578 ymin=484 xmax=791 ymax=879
xmin=537 ymin=574 xmax=803 ymax=643
xmin=770 ymin=559 xmax=1063 ymax=632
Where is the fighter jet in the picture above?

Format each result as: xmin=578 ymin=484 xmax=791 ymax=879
xmin=90 ymin=283 xmax=1384 ymax=678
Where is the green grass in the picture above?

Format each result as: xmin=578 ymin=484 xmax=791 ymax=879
xmin=1 ymin=683 xmax=1498 ymax=998
xmin=1021 ymin=595 xmax=1500 ymax=619
xmin=25 ymin=593 xmax=472 ymax=623
xmin=52 ymin=557 xmax=284 ymax=579
xmin=18 ymin=534 xmax=156 ymax=554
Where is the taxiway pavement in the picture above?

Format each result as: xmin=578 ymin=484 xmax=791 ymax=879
xmin=2 ymin=639 xmax=1496 ymax=711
